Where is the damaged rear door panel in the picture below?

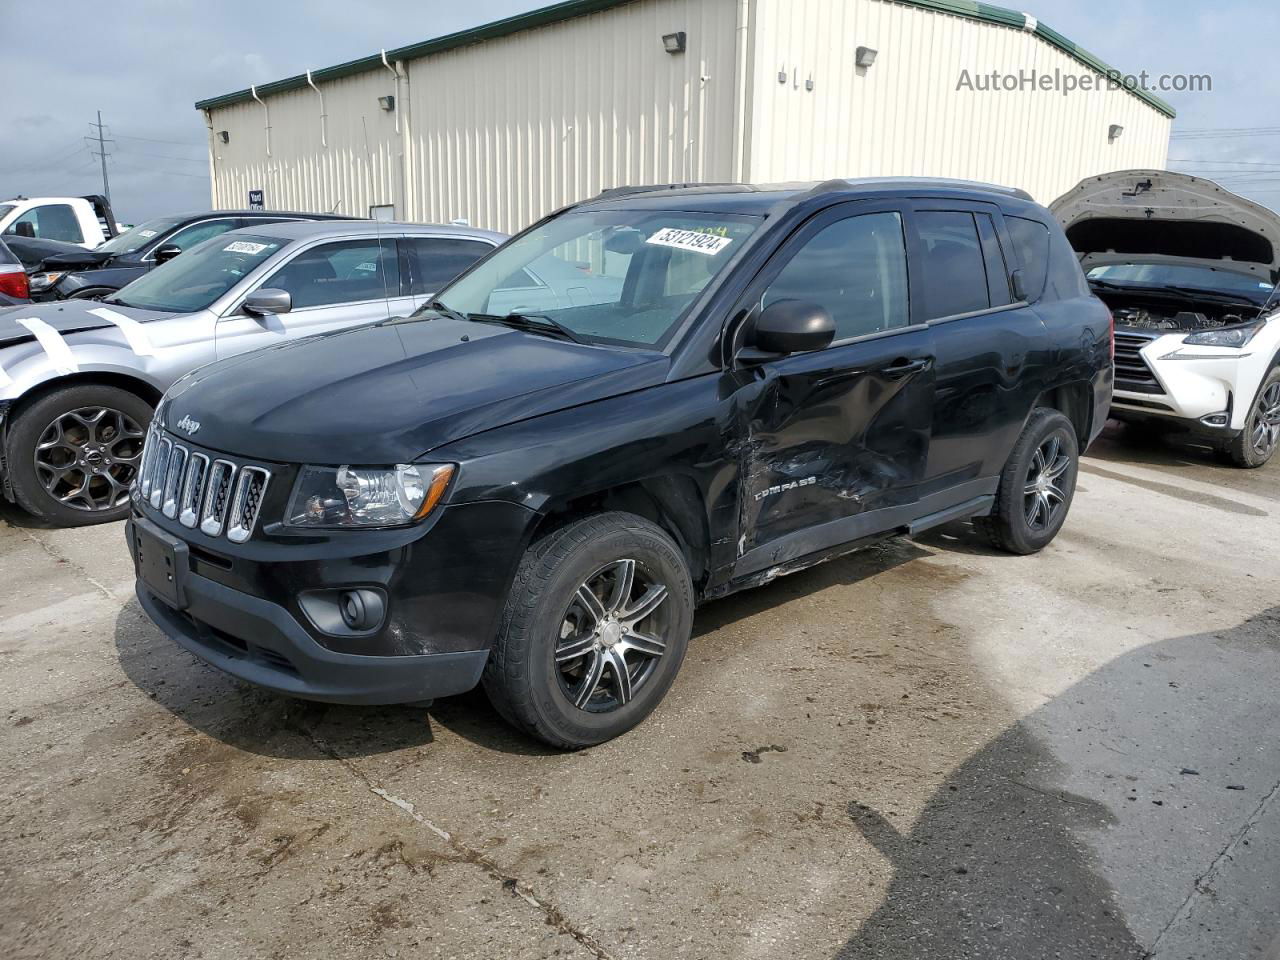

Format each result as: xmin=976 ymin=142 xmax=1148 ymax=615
xmin=727 ymin=202 xmax=936 ymax=576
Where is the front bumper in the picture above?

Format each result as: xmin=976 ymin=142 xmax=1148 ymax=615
xmin=127 ymin=491 xmax=536 ymax=704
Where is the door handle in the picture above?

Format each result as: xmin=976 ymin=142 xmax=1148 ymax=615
xmin=881 ymin=357 xmax=931 ymax=378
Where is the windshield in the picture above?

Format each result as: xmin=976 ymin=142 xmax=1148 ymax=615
xmin=0 ymin=204 xmax=14 ymax=221
xmin=434 ymin=210 xmax=761 ymax=347
xmin=1086 ymin=263 xmax=1274 ymax=303
xmin=108 ymin=234 xmax=284 ymax=313
xmin=95 ymin=216 xmax=185 ymax=256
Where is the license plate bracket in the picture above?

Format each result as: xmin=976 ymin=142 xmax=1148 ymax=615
xmin=129 ymin=516 xmax=190 ymax=610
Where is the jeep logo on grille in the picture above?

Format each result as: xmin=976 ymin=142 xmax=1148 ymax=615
xmin=175 ymin=415 xmax=201 ymax=436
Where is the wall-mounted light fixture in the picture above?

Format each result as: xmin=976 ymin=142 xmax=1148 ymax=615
xmin=1109 ymin=124 xmax=1125 ymax=142
xmin=662 ymin=31 xmax=687 ymax=54
xmin=218 ymin=130 xmax=230 ymax=144
xmin=378 ymin=95 xmax=396 ymax=112
xmin=855 ymin=46 xmax=878 ymax=69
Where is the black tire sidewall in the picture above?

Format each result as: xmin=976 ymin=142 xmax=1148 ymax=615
xmin=508 ymin=517 xmax=693 ymax=747
xmin=1229 ymin=367 xmax=1280 ymax=468
xmin=7 ymin=384 xmax=153 ymax=525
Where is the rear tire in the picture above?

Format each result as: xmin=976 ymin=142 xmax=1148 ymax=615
xmin=976 ymin=408 xmax=1079 ymax=555
xmin=7 ymin=383 xmax=152 ymax=526
xmin=1224 ymin=366 xmax=1280 ymax=468
xmin=483 ymin=512 xmax=693 ymax=749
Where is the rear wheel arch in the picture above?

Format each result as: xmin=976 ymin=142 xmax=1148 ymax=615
xmin=1031 ymin=381 xmax=1092 ymax=445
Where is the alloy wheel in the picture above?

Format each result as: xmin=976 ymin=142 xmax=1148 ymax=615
xmin=1250 ymin=382 xmax=1280 ymax=459
xmin=554 ymin=558 xmax=671 ymax=713
xmin=1022 ymin=432 xmax=1071 ymax=532
xmin=32 ymin=406 xmax=146 ymax=512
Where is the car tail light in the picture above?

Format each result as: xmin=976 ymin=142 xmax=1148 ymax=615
xmin=0 ymin=265 xmax=28 ymax=300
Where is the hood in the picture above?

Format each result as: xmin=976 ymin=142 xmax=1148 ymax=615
xmin=40 ymin=249 xmax=114 ymax=269
xmin=1049 ymin=170 xmax=1280 ymax=284
xmin=0 ymin=299 xmax=173 ymax=348
xmin=160 ymin=315 xmax=669 ymax=463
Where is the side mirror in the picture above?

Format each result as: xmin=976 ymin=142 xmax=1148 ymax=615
xmin=153 ymin=243 xmax=183 ymax=265
xmin=12 ymin=222 xmax=35 ymax=238
xmin=243 ymin=288 xmax=292 ymax=316
xmin=745 ymin=299 xmax=835 ymax=357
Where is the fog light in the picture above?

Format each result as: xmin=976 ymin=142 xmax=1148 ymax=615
xmin=339 ymin=589 xmax=385 ymax=631
xmin=1200 ymin=412 xmax=1229 ymax=427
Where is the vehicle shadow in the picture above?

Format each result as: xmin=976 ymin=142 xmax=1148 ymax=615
xmin=115 ymin=536 xmax=940 ymax=759
xmin=1086 ymin=418 xmax=1222 ymax=470
xmin=0 ymin=498 xmax=61 ymax=530
xmin=834 ymin=607 xmax=1280 ymax=959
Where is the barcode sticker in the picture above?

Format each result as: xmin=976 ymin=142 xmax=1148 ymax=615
xmin=224 ymin=240 xmax=270 ymax=255
xmin=646 ymin=227 xmax=733 ymax=256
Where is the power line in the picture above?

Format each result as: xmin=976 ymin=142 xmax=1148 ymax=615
xmin=113 ymin=133 xmax=205 ymax=148
xmin=115 ymin=146 xmax=207 ymax=164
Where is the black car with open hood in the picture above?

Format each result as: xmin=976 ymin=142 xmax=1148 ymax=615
xmin=130 ymin=177 xmax=1113 ymax=747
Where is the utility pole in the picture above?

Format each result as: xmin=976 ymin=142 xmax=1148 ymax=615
xmin=88 ymin=111 xmax=112 ymax=205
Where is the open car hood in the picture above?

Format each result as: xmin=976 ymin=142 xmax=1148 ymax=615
xmin=1049 ymin=170 xmax=1280 ymax=285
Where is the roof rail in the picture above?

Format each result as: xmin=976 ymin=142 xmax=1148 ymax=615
xmin=802 ymin=177 xmax=1033 ymax=201
xmin=593 ymin=182 xmax=755 ymax=201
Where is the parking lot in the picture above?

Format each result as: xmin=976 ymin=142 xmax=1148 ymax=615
xmin=2 ymin=421 xmax=1277 ymax=960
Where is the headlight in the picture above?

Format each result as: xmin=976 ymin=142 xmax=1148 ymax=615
xmin=286 ymin=463 xmax=454 ymax=528
xmin=28 ymin=271 xmax=63 ymax=292
xmin=1184 ymin=320 xmax=1265 ymax=348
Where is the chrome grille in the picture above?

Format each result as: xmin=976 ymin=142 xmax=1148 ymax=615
xmin=227 ymin=467 xmax=270 ymax=544
xmin=199 ymin=460 xmax=235 ymax=537
xmin=141 ymin=429 xmax=273 ymax=543
xmin=1114 ymin=332 xmax=1163 ymax=394
xmin=148 ymin=437 xmax=173 ymax=510
xmin=178 ymin=453 xmax=209 ymax=528
xmin=161 ymin=444 xmax=188 ymax=519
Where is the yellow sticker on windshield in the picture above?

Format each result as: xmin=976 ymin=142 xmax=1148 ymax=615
xmin=646 ymin=227 xmax=733 ymax=256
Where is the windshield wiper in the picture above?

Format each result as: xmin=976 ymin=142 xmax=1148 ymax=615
xmin=1088 ymin=278 xmax=1259 ymax=306
xmin=468 ymin=312 xmax=586 ymax=344
xmin=420 ymin=297 xmax=469 ymax=324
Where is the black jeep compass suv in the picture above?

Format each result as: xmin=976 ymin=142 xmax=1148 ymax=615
xmin=128 ymin=179 xmax=1112 ymax=748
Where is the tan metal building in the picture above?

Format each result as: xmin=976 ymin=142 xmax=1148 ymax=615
xmin=196 ymin=0 xmax=1173 ymax=234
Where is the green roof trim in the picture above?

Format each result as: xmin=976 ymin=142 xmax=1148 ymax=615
xmin=195 ymin=0 xmax=1174 ymax=120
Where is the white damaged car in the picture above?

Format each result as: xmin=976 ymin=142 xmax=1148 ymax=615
xmin=1052 ymin=170 xmax=1280 ymax=467
xmin=0 ymin=220 xmax=504 ymax=525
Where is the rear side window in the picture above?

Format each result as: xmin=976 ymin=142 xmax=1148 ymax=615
xmin=3 ymin=204 xmax=84 ymax=244
xmin=1005 ymin=216 xmax=1051 ymax=302
xmin=915 ymin=211 xmax=990 ymax=319
xmin=763 ymin=212 xmax=910 ymax=340
xmin=405 ymin=237 xmax=492 ymax=294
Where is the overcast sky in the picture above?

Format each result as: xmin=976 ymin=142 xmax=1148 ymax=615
xmin=3 ymin=0 xmax=1277 ymax=223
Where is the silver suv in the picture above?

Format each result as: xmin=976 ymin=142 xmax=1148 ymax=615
xmin=0 ymin=219 xmax=505 ymax=525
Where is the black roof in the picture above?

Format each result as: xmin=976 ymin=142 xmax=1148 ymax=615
xmin=580 ymin=178 xmax=1038 ymax=217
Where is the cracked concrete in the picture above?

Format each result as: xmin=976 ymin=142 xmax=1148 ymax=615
xmin=1 ymin=420 xmax=1278 ymax=959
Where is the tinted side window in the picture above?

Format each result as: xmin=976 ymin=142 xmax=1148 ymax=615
xmin=915 ymin=211 xmax=989 ymax=319
xmin=266 ymin=239 xmax=400 ymax=309
xmin=5 ymin=204 xmax=84 ymax=244
xmin=1005 ymin=216 xmax=1051 ymax=302
xmin=763 ymin=212 xmax=909 ymax=340
xmin=163 ymin=219 xmax=239 ymax=254
xmin=406 ymin=237 xmax=492 ymax=294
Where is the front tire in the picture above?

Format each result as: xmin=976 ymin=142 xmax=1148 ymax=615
xmin=1224 ymin=367 xmax=1280 ymax=468
xmin=977 ymin=408 xmax=1079 ymax=555
xmin=483 ymin=512 xmax=693 ymax=749
xmin=7 ymin=384 xmax=152 ymax=526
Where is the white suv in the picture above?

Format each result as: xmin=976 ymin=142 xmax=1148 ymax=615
xmin=1053 ymin=170 xmax=1280 ymax=467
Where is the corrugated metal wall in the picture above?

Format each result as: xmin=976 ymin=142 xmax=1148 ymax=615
xmin=207 ymin=71 xmax=404 ymax=217
xmin=204 ymin=0 xmax=1172 ymax=230
xmin=403 ymin=0 xmax=740 ymax=233
xmin=744 ymin=0 xmax=1171 ymax=202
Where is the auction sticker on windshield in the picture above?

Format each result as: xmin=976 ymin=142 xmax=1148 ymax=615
xmin=646 ymin=227 xmax=733 ymax=256
xmin=224 ymin=240 xmax=271 ymax=255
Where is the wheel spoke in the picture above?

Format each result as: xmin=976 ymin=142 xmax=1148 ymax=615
xmin=1023 ymin=480 xmax=1040 ymax=496
xmin=605 ymin=558 xmax=635 ymax=615
xmin=1044 ymin=483 xmax=1066 ymax=504
xmin=605 ymin=648 xmax=633 ymax=705
xmin=555 ymin=633 xmax=597 ymax=664
xmin=573 ymin=650 xmax=606 ymax=708
xmin=1043 ymin=454 xmax=1071 ymax=481
xmin=622 ymin=629 xmax=666 ymax=658
xmin=621 ymin=584 xmax=668 ymax=625
xmin=575 ymin=584 xmax=607 ymax=626
xmin=1025 ymin=492 xmax=1044 ymax=527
